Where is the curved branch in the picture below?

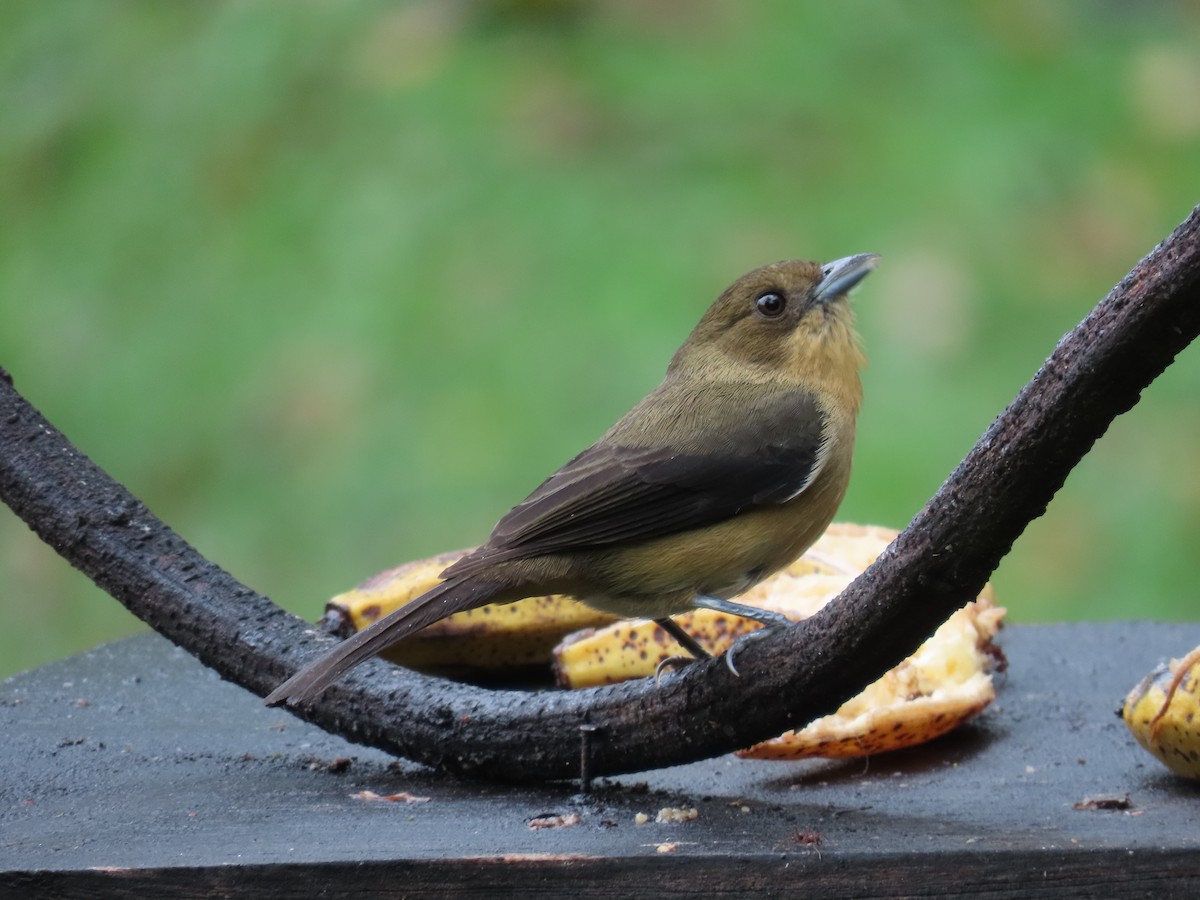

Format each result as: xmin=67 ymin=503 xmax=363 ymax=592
xmin=2 ymin=205 xmax=1199 ymax=783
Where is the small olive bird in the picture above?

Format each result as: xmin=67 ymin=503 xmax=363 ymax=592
xmin=266 ymin=253 xmax=878 ymax=706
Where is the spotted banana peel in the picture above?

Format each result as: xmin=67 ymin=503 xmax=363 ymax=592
xmin=1123 ymin=645 xmax=1200 ymax=780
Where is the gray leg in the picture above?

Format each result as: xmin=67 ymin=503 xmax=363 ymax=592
xmin=691 ymin=595 xmax=793 ymax=629
xmin=691 ymin=594 xmax=793 ymax=676
xmin=653 ymin=617 xmax=711 ymax=660
xmin=651 ymin=618 xmax=712 ymax=684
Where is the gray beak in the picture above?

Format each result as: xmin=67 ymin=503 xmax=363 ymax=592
xmin=814 ymin=253 xmax=881 ymax=304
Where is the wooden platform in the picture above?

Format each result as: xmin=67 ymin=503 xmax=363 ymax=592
xmin=3 ymin=622 xmax=1200 ymax=897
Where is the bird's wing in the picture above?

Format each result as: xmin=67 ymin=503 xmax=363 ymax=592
xmin=443 ymin=389 xmax=827 ymax=576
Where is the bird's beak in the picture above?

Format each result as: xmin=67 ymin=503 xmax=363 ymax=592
xmin=814 ymin=253 xmax=881 ymax=304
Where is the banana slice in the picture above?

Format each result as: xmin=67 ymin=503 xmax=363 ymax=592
xmin=552 ymin=524 xmax=1007 ymax=759
xmin=1123 ymin=646 xmax=1200 ymax=780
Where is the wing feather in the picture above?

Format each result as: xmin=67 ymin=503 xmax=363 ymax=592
xmin=442 ymin=388 xmax=827 ymax=578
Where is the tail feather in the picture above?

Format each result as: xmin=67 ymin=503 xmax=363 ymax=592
xmin=265 ymin=576 xmax=504 ymax=706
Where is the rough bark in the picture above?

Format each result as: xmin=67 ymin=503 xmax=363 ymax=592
xmin=1 ymin=204 xmax=1198 ymax=783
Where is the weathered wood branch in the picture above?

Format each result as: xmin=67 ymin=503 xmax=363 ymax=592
xmin=2 ymin=205 xmax=1198 ymax=783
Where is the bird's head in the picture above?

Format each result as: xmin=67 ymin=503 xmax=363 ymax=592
xmin=669 ymin=254 xmax=878 ymax=400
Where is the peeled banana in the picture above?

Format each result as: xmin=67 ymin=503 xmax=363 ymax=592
xmin=1122 ymin=645 xmax=1200 ymax=780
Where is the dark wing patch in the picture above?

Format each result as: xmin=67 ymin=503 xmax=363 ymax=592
xmin=442 ymin=389 xmax=826 ymax=577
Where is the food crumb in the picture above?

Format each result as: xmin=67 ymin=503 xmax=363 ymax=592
xmin=655 ymin=806 xmax=699 ymax=824
xmin=352 ymin=790 xmax=431 ymax=804
xmin=1073 ymin=793 xmax=1134 ymax=812
xmin=529 ymin=812 xmax=582 ymax=830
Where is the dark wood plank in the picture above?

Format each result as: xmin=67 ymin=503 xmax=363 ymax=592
xmin=3 ymin=622 xmax=1200 ymax=897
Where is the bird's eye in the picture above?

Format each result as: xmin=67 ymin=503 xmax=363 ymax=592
xmin=755 ymin=292 xmax=786 ymax=318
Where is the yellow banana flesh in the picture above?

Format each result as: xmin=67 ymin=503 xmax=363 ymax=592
xmin=552 ymin=523 xmax=1007 ymax=759
xmin=321 ymin=549 xmax=616 ymax=672
xmin=1122 ymin=646 xmax=1200 ymax=779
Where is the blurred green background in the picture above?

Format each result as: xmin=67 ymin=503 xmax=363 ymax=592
xmin=2 ymin=0 xmax=1199 ymax=680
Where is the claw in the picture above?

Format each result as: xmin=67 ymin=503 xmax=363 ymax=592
xmin=724 ymin=648 xmax=741 ymax=678
xmin=654 ymin=655 xmax=695 ymax=685
xmin=723 ymin=627 xmax=775 ymax=677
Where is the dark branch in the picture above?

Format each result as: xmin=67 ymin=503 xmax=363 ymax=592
xmin=2 ymin=205 xmax=1199 ymax=783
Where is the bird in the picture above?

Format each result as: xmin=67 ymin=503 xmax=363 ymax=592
xmin=266 ymin=253 xmax=878 ymax=706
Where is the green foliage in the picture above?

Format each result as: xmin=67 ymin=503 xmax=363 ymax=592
xmin=2 ymin=0 xmax=1199 ymax=678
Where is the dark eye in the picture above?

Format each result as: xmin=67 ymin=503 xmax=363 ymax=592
xmin=755 ymin=292 xmax=786 ymax=318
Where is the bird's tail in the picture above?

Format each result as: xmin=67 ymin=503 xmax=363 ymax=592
xmin=264 ymin=576 xmax=506 ymax=707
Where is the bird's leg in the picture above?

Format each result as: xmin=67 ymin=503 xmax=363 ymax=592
xmin=655 ymin=617 xmax=711 ymax=658
xmin=691 ymin=594 xmax=794 ymax=629
xmin=691 ymin=595 xmax=794 ymax=676
xmin=653 ymin=617 xmax=710 ymax=683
